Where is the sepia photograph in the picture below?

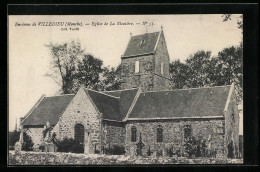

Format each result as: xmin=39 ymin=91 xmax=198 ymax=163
xmin=8 ymin=14 xmax=243 ymax=165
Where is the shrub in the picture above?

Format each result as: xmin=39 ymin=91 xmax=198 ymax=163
xmin=39 ymin=145 xmax=45 ymax=152
xmin=183 ymin=137 xmax=208 ymax=158
xmin=156 ymin=149 xmax=163 ymax=157
xmin=104 ymin=145 xmax=125 ymax=155
xmin=9 ymin=131 xmax=34 ymax=151
xmin=22 ymin=132 xmax=34 ymax=151
xmin=9 ymin=131 xmax=20 ymax=149
xmin=54 ymin=137 xmax=84 ymax=153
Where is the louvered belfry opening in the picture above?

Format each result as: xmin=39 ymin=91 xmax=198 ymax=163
xmin=74 ymin=123 xmax=85 ymax=144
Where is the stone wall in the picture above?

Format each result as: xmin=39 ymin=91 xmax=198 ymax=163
xmin=102 ymin=121 xmax=125 ymax=148
xmin=224 ymin=89 xmax=240 ymax=158
xmin=9 ymin=151 xmax=243 ymax=165
xmin=120 ymin=32 xmax=170 ymax=92
xmin=120 ymin=55 xmax=154 ymax=91
xmin=153 ymin=31 xmax=170 ymax=91
xmin=125 ymin=119 xmax=225 ymax=156
xmin=24 ymin=127 xmax=44 ymax=150
xmin=56 ymin=87 xmax=102 ymax=152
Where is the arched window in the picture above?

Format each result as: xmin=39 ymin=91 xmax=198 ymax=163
xmin=135 ymin=61 xmax=140 ymax=73
xmin=157 ymin=125 xmax=163 ymax=142
xmin=74 ymin=123 xmax=84 ymax=144
xmin=131 ymin=126 xmax=137 ymax=142
xmin=161 ymin=62 xmax=164 ymax=74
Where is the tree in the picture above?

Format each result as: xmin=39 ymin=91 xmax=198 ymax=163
xmin=46 ymin=40 xmax=84 ymax=94
xmin=169 ymin=60 xmax=189 ymax=89
xmin=76 ymin=54 xmax=103 ymax=90
xmin=222 ymin=14 xmax=243 ymax=31
xmin=9 ymin=131 xmax=20 ymax=149
xmin=168 ymin=47 xmax=242 ymax=103
xmin=214 ymin=45 xmax=243 ymax=101
xmin=185 ymin=51 xmax=212 ymax=88
xmin=100 ymin=65 xmax=121 ymax=91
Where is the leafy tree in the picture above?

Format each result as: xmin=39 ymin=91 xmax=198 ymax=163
xmin=46 ymin=40 xmax=84 ymax=94
xmin=169 ymin=47 xmax=242 ymax=103
xmin=100 ymin=65 xmax=121 ymax=91
xmin=222 ymin=14 xmax=243 ymax=31
xmin=9 ymin=131 xmax=20 ymax=149
xmin=185 ymin=51 xmax=212 ymax=88
xmin=169 ymin=60 xmax=189 ymax=89
xmin=9 ymin=131 xmax=34 ymax=151
xmin=76 ymin=54 xmax=103 ymax=90
xmin=46 ymin=40 xmax=122 ymax=93
xmin=214 ymin=45 xmax=243 ymax=101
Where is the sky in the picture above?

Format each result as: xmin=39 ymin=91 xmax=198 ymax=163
xmin=8 ymin=15 xmax=243 ymax=134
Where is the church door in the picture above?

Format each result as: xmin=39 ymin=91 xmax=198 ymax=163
xmin=74 ymin=123 xmax=85 ymax=153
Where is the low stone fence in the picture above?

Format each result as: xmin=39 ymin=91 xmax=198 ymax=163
xmin=8 ymin=151 xmax=243 ymax=165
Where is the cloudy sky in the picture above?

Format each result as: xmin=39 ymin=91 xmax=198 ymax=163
xmin=9 ymin=15 xmax=242 ymax=133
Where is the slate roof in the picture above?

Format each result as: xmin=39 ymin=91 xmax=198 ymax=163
xmin=21 ymin=85 xmax=231 ymax=126
xmin=86 ymin=88 xmax=138 ymax=121
xmin=21 ymin=95 xmax=74 ymax=126
xmin=128 ymin=86 xmax=231 ymax=119
xmin=122 ymin=32 xmax=160 ymax=57
xmin=104 ymin=88 xmax=139 ymax=117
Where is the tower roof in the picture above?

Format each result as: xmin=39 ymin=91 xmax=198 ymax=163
xmin=122 ymin=31 xmax=161 ymax=58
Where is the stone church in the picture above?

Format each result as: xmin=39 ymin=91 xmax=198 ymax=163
xmin=20 ymin=29 xmax=240 ymax=158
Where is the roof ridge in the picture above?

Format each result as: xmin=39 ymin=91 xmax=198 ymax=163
xmin=132 ymin=31 xmax=160 ymax=37
xmin=103 ymin=87 xmax=139 ymax=93
xmin=86 ymin=89 xmax=120 ymax=99
xmin=142 ymin=85 xmax=231 ymax=94
xmin=46 ymin=94 xmax=75 ymax=98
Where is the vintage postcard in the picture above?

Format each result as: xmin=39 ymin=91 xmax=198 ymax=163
xmin=8 ymin=14 xmax=243 ymax=165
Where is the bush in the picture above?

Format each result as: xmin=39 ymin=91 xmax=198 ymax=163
xmin=104 ymin=145 xmax=125 ymax=155
xmin=156 ymin=149 xmax=163 ymax=157
xmin=183 ymin=136 xmax=207 ymax=158
xmin=54 ymin=137 xmax=84 ymax=153
xmin=9 ymin=131 xmax=34 ymax=151
xmin=9 ymin=131 xmax=20 ymax=149
xmin=22 ymin=132 xmax=34 ymax=151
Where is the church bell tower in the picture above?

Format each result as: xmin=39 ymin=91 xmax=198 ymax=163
xmin=120 ymin=29 xmax=170 ymax=91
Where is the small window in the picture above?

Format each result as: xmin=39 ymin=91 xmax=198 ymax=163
xmin=157 ymin=125 xmax=163 ymax=142
xmin=231 ymin=113 xmax=235 ymax=123
xmin=140 ymin=40 xmax=145 ymax=45
xmin=135 ymin=61 xmax=140 ymax=73
xmin=131 ymin=126 xmax=137 ymax=142
xmin=161 ymin=62 xmax=164 ymax=74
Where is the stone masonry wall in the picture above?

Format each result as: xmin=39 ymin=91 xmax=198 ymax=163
xmin=9 ymin=151 xmax=243 ymax=165
xmin=102 ymin=121 xmax=125 ymax=148
xmin=57 ymin=87 xmax=102 ymax=152
xmin=224 ymin=89 xmax=240 ymax=158
xmin=24 ymin=127 xmax=44 ymax=150
xmin=125 ymin=119 xmax=225 ymax=156
xmin=153 ymin=32 xmax=170 ymax=91
xmin=120 ymin=55 xmax=154 ymax=91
